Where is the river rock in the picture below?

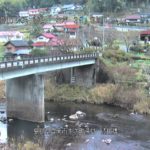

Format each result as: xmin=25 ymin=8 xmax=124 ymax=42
xmin=85 ymin=139 xmax=90 ymax=143
xmin=50 ymin=118 xmax=54 ymax=122
xmin=66 ymin=143 xmax=72 ymax=147
xmin=102 ymin=138 xmax=112 ymax=145
xmin=76 ymin=111 xmax=86 ymax=118
xmin=69 ymin=114 xmax=78 ymax=120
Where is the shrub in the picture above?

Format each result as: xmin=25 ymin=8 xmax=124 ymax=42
xmin=89 ymin=84 xmax=117 ymax=104
xmin=130 ymin=45 xmax=143 ymax=53
xmin=134 ymin=98 xmax=150 ymax=114
xmin=113 ymin=86 xmax=145 ymax=109
xmin=111 ymin=65 xmax=137 ymax=84
xmin=31 ymin=48 xmax=48 ymax=57
xmin=103 ymin=49 xmax=130 ymax=63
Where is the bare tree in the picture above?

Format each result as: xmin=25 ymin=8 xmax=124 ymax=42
xmin=119 ymin=31 xmax=139 ymax=52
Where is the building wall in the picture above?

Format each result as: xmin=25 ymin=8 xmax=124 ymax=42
xmin=5 ymin=44 xmax=16 ymax=52
xmin=5 ymin=44 xmax=30 ymax=52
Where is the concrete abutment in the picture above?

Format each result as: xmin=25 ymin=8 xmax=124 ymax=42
xmin=70 ymin=64 xmax=97 ymax=87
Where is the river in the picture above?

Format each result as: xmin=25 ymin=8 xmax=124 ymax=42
xmin=1 ymin=101 xmax=150 ymax=150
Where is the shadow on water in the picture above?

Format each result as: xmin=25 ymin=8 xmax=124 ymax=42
xmin=3 ymin=101 xmax=150 ymax=150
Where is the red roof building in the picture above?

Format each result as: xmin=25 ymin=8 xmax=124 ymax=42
xmin=32 ymin=38 xmax=63 ymax=48
xmin=140 ymin=30 xmax=150 ymax=42
xmin=140 ymin=30 xmax=150 ymax=35
xmin=125 ymin=14 xmax=141 ymax=23
xmin=42 ymin=33 xmax=56 ymax=39
xmin=64 ymin=24 xmax=80 ymax=29
xmin=36 ymin=33 xmax=57 ymax=42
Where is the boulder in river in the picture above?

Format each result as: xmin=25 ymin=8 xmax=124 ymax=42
xmin=69 ymin=111 xmax=86 ymax=120
xmin=69 ymin=114 xmax=78 ymax=120
xmin=75 ymin=111 xmax=86 ymax=118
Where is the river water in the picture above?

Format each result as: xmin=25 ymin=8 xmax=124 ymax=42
xmin=1 ymin=101 xmax=150 ymax=150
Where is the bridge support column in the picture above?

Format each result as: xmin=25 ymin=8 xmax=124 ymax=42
xmin=74 ymin=64 xmax=96 ymax=87
xmin=6 ymin=74 xmax=44 ymax=122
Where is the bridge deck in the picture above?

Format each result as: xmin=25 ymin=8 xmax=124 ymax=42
xmin=0 ymin=53 xmax=97 ymax=80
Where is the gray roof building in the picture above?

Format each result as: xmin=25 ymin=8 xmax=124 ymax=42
xmin=4 ymin=40 xmax=30 ymax=47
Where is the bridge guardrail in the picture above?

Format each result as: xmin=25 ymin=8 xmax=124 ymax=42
xmin=0 ymin=53 xmax=98 ymax=69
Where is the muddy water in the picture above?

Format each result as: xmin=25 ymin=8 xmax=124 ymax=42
xmin=6 ymin=101 xmax=150 ymax=150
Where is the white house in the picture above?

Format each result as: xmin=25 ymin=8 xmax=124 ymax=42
xmin=62 ymin=4 xmax=76 ymax=11
xmin=43 ymin=24 xmax=54 ymax=32
xmin=50 ymin=6 xmax=61 ymax=16
xmin=28 ymin=9 xmax=39 ymax=16
xmin=19 ymin=11 xmax=29 ymax=18
xmin=36 ymin=33 xmax=56 ymax=42
xmin=0 ymin=31 xmax=24 ymax=43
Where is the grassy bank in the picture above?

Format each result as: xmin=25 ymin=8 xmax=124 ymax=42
xmin=0 ymin=81 xmax=5 ymax=100
xmin=45 ymin=80 xmax=150 ymax=114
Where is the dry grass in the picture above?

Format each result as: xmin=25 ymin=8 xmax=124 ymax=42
xmin=45 ymin=80 xmax=150 ymax=114
xmin=112 ymin=85 xmax=144 ymax=109
xmin=45 ymin=80 xmax=117 ymax=104
xmin=0 ymin=78 xmax=148 ymax=115
xmin=0 ymin=81 xmax=5 ymax=100
xmin=0 ymin=141 xmax=44 ymax=150
xmin=45 ymin=79 xmax=88 ymax=102
xmin=134 ymin=98 xmax=150 ymax=114
xmin=89 ymin=84 xmax=117 ymax=104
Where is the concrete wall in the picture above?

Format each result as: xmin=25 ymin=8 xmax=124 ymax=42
xmin=73 ymin=64 xmax=97 ymax=87
xmin=6 ymin=74 xmax=44 ymax=122
xmin=48 ymin=64 xmax=97 ymax=87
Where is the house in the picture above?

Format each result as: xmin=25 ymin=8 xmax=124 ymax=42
xmin=43 ymin=24 xmax=54 ymax=32
xmin=53 ymin=22 xmax=66 ymax=33
xmin=62 ymin=4 xmax=76 ymax=11
xmin=47 ymin=21 xmax=77 ymax=34
xmin=32 ymin=38 xmax=63 ymax=50
xmin=28 ymin=9 xmax=39 ymax=16
xmin=91 ymin=13 xmax=103 ymax=23
xmin=19 ymin=11 xmax=29 ymax=18
xmin=124 ymin=15 xmax=142 ymax=24
xmin=0 ymin=31 xmax=24 ymax=43
xmin=64 ymin=24 xmax=80 ymax=38
xmin=4 ymin=40 xmax=31 ymax=53
xmin=36 ymin=33 xmax=57 ymax=42
xmin=50 ymin=6 xmax=61 ymax=16
xmin=38 ymin=8 xmax=48 ymax=14
xmin=140 ymin=30 xmax=150 ymax=44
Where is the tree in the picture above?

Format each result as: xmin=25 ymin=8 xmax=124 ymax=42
xmin=23 ymin=0 xmax=55 ymax=8
xmin=28 ymin=14 xmax=45 ymax=37
xmin=119 ymin=31 xmax=139 ymax=52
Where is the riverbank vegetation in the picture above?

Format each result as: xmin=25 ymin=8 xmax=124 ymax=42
xmin=44 ymin=47 xmax=150 ymax=115
xmin=45 ymin=80 xmax=150 ymax=114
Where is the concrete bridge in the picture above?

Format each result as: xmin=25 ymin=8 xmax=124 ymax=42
xmin=0 ymin=53 xmax=98 ymax=122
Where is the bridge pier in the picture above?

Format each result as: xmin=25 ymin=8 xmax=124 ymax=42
xmin=6 ymin=74 xmax=44 ymax=122
xmin=71 ymin=64 xmax=97 ymax=87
